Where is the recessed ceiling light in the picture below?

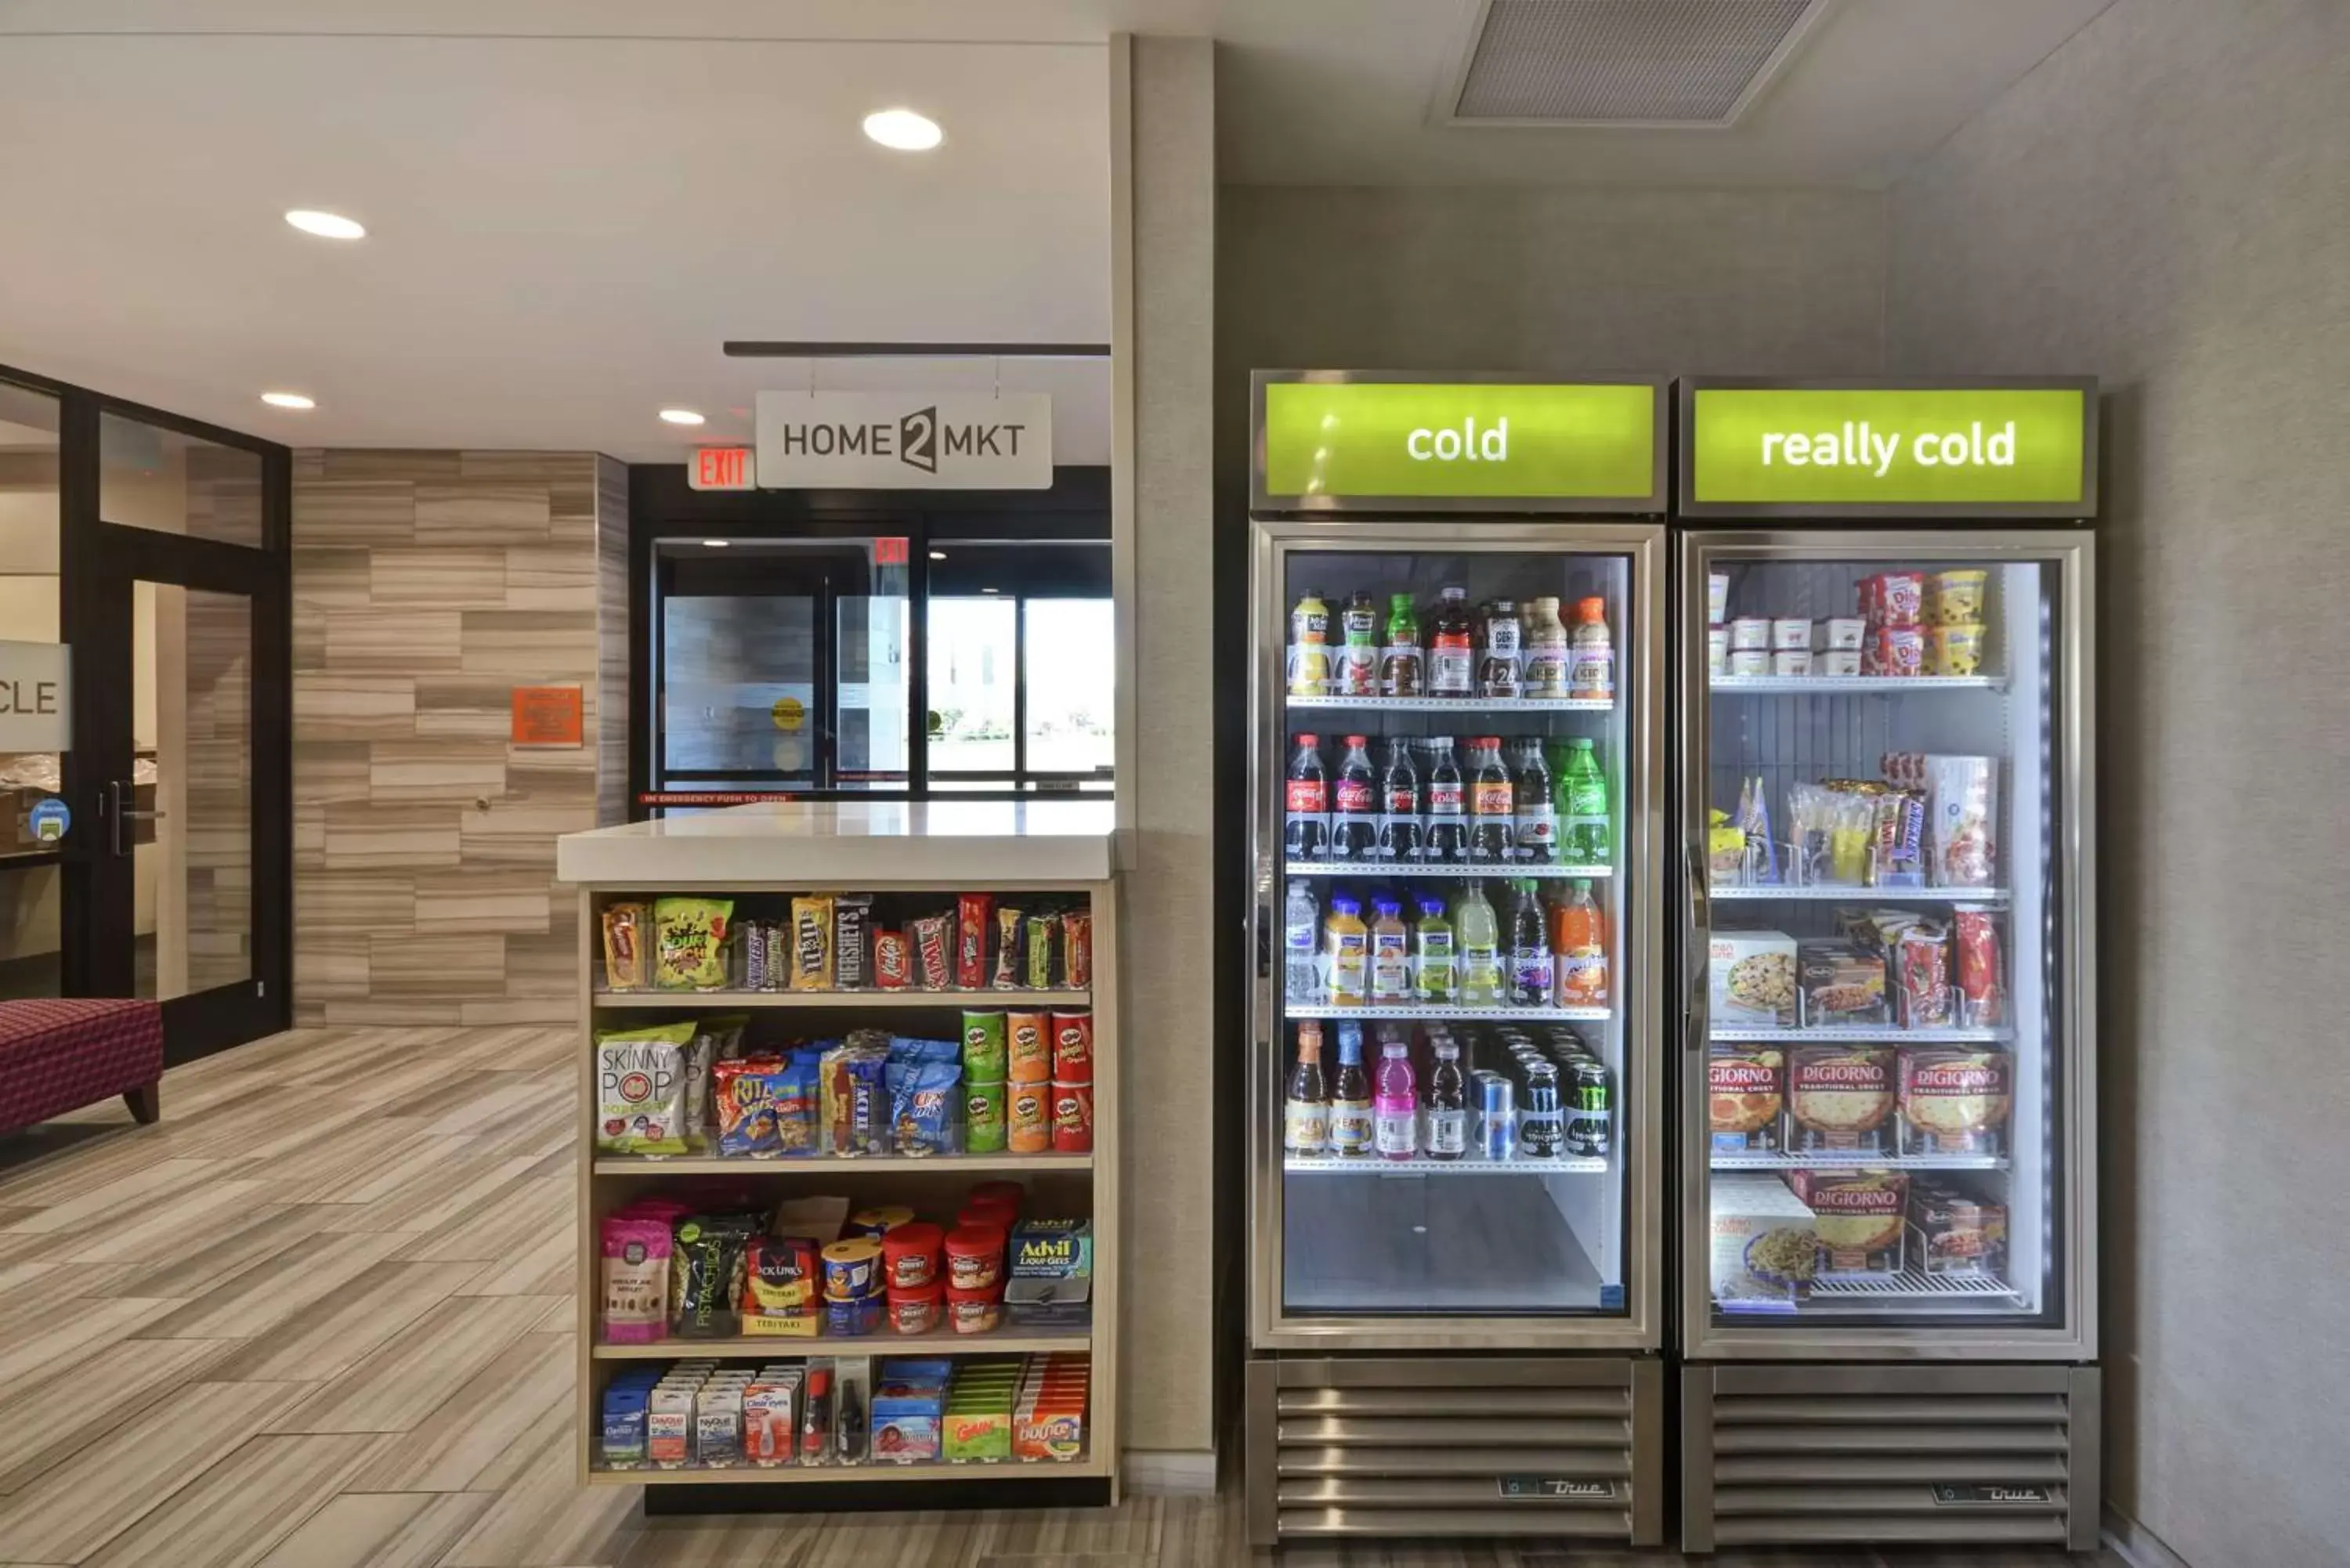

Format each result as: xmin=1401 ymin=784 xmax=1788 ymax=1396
xmin=703 ymin=539 xmax=729 ymax=548
xmin=259 ymin=391 xmax=316 ymax=410
xmin=284 ymin=209 xmax=365 ymax=240
xmin=981 ymin=586 xmax=1000 ymax=594
xmin=659 ymin=408 xmax=706 ymax=426
xmin=929 ymin=550 xmax=947 ymax=561
xmin=863 ymin=108 xmax=943 ymax=152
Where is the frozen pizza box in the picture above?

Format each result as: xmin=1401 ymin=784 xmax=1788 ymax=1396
xmin=1787 ymin=1169 xmax=1907 ymax=1277
xmin=1710 ymin=1172 xmax=1817 ymax=1310
xmin=1710 ymin=930 xmax=1799 ymax=1029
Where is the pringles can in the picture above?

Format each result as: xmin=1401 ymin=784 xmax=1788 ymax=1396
xmin=1007 ymin=1082 xmax=1050 ymax=1153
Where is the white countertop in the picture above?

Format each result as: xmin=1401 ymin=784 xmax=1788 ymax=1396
xmin=556 ymin=800 xmax=1116 ymax=886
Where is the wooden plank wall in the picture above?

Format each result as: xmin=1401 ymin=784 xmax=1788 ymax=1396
xmin=291 ymin=450 xmax=621 ymax=1025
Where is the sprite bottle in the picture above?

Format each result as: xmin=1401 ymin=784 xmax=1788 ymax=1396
xmin=1559 ymin=739 xmax=1611 ymax=865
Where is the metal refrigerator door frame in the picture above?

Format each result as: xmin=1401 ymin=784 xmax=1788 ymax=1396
xmin=1678 ymin=528 xmax=2098 ymax=1361
xmin=1247 ymin=518 xmax=1666 ymax=1353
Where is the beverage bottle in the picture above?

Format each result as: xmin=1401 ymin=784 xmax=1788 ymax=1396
xmin=1328 ymin=1024 xmax=1372 ymax=1156
xmin=1368 ymin=896 xmax=1413 ymax=1004
xmin=1330 ymin=735 xmax=1379 ymax=862
xmin=1337 ymin=591 xmax=1379 ymax=696
xmin=1284 ymin=1023 xmax=1330 ymax=1154
xmin=1478 ymin=598 xmax=1524 ymax=698
xmin=1373 ymin=1038 xmax=1418 ymax=1162
xmin=1289 ymin=592 xmax=1332 ymax=697
xmin=1376 ymin=738 xmax=1423 ymax=864
xmin=1284 ymin=734 xmax=1329 ymax=862
xmin=1552 ymin=878 xmax=1611 ymax=1008
xmin=1283 ymin=880 xmax=1321 ymax=1003
xmin=1413 ymin=895 xmax=1457 ymax=1003
xmin=1466 ymin=736 xmax=1515 ymax=864
xmin=1508 ymin=879 xmax=1555 ymax=1007
xmin=1559 ymin=738 xmax=1611 ymax=865
xmin=1567 ymin=596 xmax=1615 ymax=702
xmin=1425 ymin=1039 xmax=1468 ymax=1160
xmin=1379 ymin=593 xmax=1423 ymax=697
xmin=1512 ymin=738 xmax=1556 ymax=864
xmin=1423 ymin=737 xmax=1467 ymax=865
xmin=1521 ymin=595 xmax=1570 ymax=697
xmin=1324 ymin=894 xmax=1368 ymax=1005
xmin=1456 ymin=879 xmax=1504 ymax=1005
xmin=1428 ymin=587 xmax=1476 ymax=697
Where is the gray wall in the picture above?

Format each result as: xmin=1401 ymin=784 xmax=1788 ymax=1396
xmin=1887 ymin=3 xmax=2350 ymax=1564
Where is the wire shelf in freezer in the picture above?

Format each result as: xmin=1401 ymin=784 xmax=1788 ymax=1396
xmin=1285 ymin=1152 xmax=1607 ymax=1176
xmin=1285 ymin=1004 xmax=1611 ymax=1024
xmin=1287 ymin=695 xmax=1614 ymax=714
xmin=1708 ymin=1025 xmax=2010 ymax=1045
xmin=1708 ymin=884 xmax=2010 ymax=905
xmin=1807 ymin=1268 xmax=2024 ymax=1302
xmin=1711 ymin=675 xmax=2007 ymax=695
xmin=1709 ymin=1150 xmax=2009 ymax=1172
xmin=1285 ymin=862 xmax=1611 ymax=880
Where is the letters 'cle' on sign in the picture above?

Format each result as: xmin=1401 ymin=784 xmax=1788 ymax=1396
xmin=1687 ymin=384 xmax=2094 ymax=510
xmin=0 ymin=640 xmax=70 ymax=753
xmin=754 ymin=392 xmax=1052 ymax=490
xmin=1256 ymin=379 xmax=1661 ymax=509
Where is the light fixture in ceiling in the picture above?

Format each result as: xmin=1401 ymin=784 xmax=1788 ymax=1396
xmin=929 ymin=550 xmax=947 ymax=561
xmin=659 ymin=408 xmax=706 ymax=426
xmin=284 ymin=208 xmax=365 ymax=240
xmin=703 ymin=540 xmax=730 ymax=548
xmin=863 ymin=108 xmax=943 ymax=152
xmin=981 ymin=587 xmax=1000 ymax=594
xmin=259 ymin=391 xmax=316 ymax=410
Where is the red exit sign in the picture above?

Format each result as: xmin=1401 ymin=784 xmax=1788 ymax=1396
xmin=689 ymin=446 xmax=755 ymax=490
xmin=875 ymin=537 xmax=909 ymax=565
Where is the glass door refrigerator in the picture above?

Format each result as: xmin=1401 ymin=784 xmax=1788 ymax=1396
xmin=1242 ymin=373 xmax=1668 ymax=1548
xmin=1672 ymin=378 xmax=2102 ymax=1553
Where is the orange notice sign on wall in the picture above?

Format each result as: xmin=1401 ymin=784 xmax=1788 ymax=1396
xmin=511 ymin=685 xmax=583 ymax=747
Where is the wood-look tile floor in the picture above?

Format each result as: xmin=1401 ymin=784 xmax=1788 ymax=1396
xmin=0 ymin=1027 xmax=2125 ymax=1568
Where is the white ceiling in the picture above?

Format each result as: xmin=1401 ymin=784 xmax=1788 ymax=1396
xmin=0 ymin=0 xmax=2110 ymax=461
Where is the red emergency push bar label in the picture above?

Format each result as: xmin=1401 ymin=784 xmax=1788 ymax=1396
xmin=689 ymin=447 xmax=755 ymax=490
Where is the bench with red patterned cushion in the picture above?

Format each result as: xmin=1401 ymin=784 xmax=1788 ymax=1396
xmin=0 ymin=999 xmax=164 ymax=1133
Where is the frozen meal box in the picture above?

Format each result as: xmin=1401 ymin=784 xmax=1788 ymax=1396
xmin=1784 ymin=1045 xmax=1896 ymax=1153
xmin=1787 ymin=1168 xmax=1907 ymax=1276
xmin=1897 ymin=1046 xmax=2012 ymax=1157
xmin=1908 ymin=1180 xmax=2008 ymax=1277
xmin=1710 ymin=1173 xmax=1817 ymax=1307
xmin=1797 ymin=941 xmax=1887 ymax=1028
xmin=1708 ymin=1046 xmax=1784 ymax=1154
xmin=1710 ymin=931 xmax=1799 ymax=1028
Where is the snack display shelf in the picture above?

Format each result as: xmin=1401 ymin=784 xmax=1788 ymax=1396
xmin=592 ymin=1153 xmax=1095 ymax=1177
xmin=1709 ymin=1151 xmax=2010 ymax=1172
xmin=1708 ymin=884 xmax=2010 ymax=904
xmin=1284 ymin=1153 xmax=1608 ymax=1176
xmin=1285 ymin=1003 xmax=1611 ymax=1024
xmin=591 ymin=1324 xmax=1094 ymax=1360
xmin=1709 ymin=1025 xmax=2011 ymax=1045
xmin=1709 ymin=674 xmax=2007 ymax=695
xmin=1285 ymin=862 xmax=1611 ymax=880
xmin=592 ymin=988 xmax=1092 ymax=1010
xmin=1286 ymin=695 xmax=1614 ymax=714
xmin=1808 ymin=1270 xmax=2023 ymax=1301
xmin=588 ymin=1451 xmax=1104 ymax=1487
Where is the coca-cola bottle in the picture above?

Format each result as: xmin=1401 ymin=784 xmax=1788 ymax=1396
xmin=1466 ymin=735 xmax=1515 ymax=864
xmin=1423 ymin=737 xmax=1466 ymax=865
xmin=1330 ymin=735 xmax=1379 ymax=862
xmin=1377 ymin=738 xmax=1422 ymax=864
xmin=1512 ymin=739 xmax=1556 ymax=864
xmin=1284 ymin=734 xmax=1329 ymax=862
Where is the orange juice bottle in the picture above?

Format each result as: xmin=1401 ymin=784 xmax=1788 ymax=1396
xmin=1550 ymin=879 xmax=1610 ymax=1007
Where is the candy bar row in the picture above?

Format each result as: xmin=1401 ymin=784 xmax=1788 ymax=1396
xmin=601 ymin=893 xmax=1093 ymax=995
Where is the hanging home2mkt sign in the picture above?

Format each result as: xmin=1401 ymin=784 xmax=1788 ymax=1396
xmin=1253 ymin=376 xmax=1665 ymax=511
xmin=1682 ymin=381 xmax=2096 ymax=515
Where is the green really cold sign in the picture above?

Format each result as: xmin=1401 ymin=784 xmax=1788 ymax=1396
xmin=1261 ymin=381 xmax=1657 ymax=502
xmin=1690 ymin=386 xmax=2088 ymax=506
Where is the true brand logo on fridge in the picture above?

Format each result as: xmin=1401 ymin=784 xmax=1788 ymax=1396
xmin=754 ymin=392 xmax=1052 ymax=490
xmin=1689 ymin=386 xmax=2089 ymax=506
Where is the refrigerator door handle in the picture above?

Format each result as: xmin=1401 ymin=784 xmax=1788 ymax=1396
xmin=1685 ymin=844 xmax=1710 ymax=1052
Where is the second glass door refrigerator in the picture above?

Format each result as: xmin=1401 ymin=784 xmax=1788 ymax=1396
xmin=1672 ymin=379 xmax=2102 ymax=1553
xmin=1241 ymin=374 xmax=1668 ymax=1548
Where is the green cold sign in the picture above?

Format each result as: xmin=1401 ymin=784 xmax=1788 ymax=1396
xmin=1690 ymin=386 xmax=2088 ymax=505
xmin=1261 ymin=381 xmax=1656 ymax=501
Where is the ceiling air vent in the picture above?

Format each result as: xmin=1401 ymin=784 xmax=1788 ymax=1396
xmin=1445 ymin=0 xmax=1831 ymax=128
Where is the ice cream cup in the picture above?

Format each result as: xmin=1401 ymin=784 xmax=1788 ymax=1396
xmin=1927 ymin=623 xmax=1987 ymax=677
xmin=1707 ymin=627 xmax=1730 ymax=675
xmin=1824 ymin=616 xmax=1866 ymax=651
xmin=1772 ymin=649 xmax=1812 ymax=677
xmin=1931 ymin=569 xmax=1988 ymax=625
xmin=1728 ymin=649 xmax=1770 ymax=677
xmin=1708 ymin=573 xmax=1730 ymax=627
xmin=1730 ymin=617 xmax=1771 ymax=652
xmin=1771 ymin=618 xmax=1813 ymax=652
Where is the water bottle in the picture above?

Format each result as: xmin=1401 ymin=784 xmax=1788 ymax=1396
xmin=1283 ymin=882 xmax=1321 ymax=1003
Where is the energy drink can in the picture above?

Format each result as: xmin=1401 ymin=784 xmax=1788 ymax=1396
xmin=1520 ymin=1060 xmax=1564 ymax=1158
xmin=1476 ymin=1071 xmax=1517 ymax=1162
xmin=1565 ymin=1060 xmax=1611 ymax=1158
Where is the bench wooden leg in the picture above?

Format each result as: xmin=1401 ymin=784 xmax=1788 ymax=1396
xmin=124 ymin=1082 xmax=161 ymax=1125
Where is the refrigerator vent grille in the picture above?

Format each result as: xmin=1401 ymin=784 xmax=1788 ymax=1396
xmin=1254 ymin=1358 xmax=1653 ymax=1541
xmin=1450 ymin=0 xmax=1824 ymax=126
xmin=1690 ymin=1368 xmax=2094 ymax=1548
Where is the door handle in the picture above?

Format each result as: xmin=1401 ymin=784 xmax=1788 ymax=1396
xmin=1684 ymin=844 xmax=1711 ymax=1053
xmin=107 ymin=779 xmax=164 ymax=858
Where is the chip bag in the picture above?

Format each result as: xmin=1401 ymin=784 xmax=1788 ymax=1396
xmin=595 ymin=1022 xmax=696 ymax=1155
xmin=653 ymin=898 xmax=733 ymax=991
